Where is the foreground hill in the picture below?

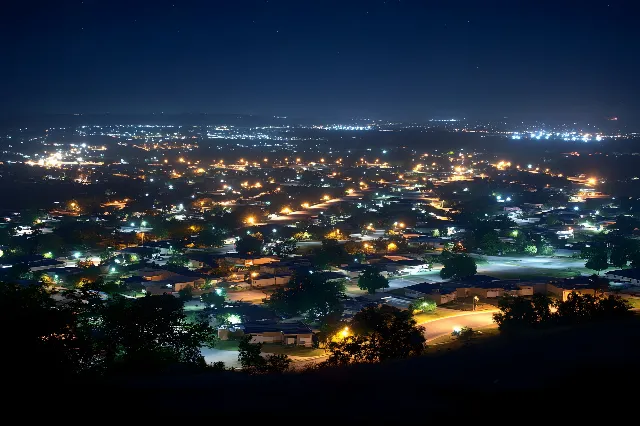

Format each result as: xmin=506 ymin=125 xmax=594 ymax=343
xmin=23 ymin=317 xmax=640 ymax=419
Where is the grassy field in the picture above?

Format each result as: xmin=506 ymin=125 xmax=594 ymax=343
xmin=215 ymin=340 xmax=240 ymax=351
xmin=413 ymin=308 xmax=472 ymax=324
xmin=625 ymin=297 xmax=640 ymax=309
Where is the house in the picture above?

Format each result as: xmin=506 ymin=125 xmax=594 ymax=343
xmin=605 ymin=268 xmax=640 ymax=285
xmin=1 ymin=255 xmax=65 ymax=272
xmin=224 ymin=254 xmax=279 ymax=267
xmin=250 ymin=273 xmax=292 ymax=288
xmin=184 ymin=253 xmax=227 ymax=270
xmin=405 ymin=235 xmax=448 ymax=250
xmin=224 ymin=321 xmax=314 ymax=347
xmin=130 ymin=267 xmax=176 ymax=281
xmin=546 ymin=277 xmax=598 ymax=301
xmin=144 ymin=240 xmax=173 ymax=255
xmin=403 ymin=282 xmax=457 ymax=305
xmin=376 ymin=256 xmax=429 ymax=275
xmin=43 ymin=267 xmax=84 ymax=284
xmin=144 ymin=273 xmax=206 ymax=294
xmin=456 ymin=280 xmax=534 ymax=299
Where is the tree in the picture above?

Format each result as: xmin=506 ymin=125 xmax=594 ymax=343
xmin=314 ymin=238 xmax=349 ymax=269
xmin=323 ymin=305 xmax=426 ymax=366
xmin=585 ymin=251 xmax=608 ymax=274
xmin=539 ymin=244 xmax=556 ymax=256
xmin=479 ymin=231 xmax=502 ymax=255
xmin=237 ymin=335 xmax=291 ymax=374
xmin=493 ymin=292 xmax=631 ymax=331
xmin=610 ymin=215 xmax=639 ymax=235
xmin=167 ymin=252 xmax=189 ymax=268
xmin=201 ymin=290 xmax=226 ymax=308
xmin=235 ymin=235 xmax=263 ymax=255
xmin=270 ymin=238 xmax=297 ymax=258
xmin=524 ymin=245 xmax=538 ymax=255
xmin=0 ymin=283 xmax=85 ymax=376
xmin=266 ymin=272 xmax=345 ymax=324
xmin=196 ymin=228 xmax=225 ymax=248
xmin=178 ymin=285 xmax=194 ymax=301
xmin=493 ymin=294 xmax=553 ymax=331
xmin=212 ymin=259 xmax=234 ymax=277
xmin=91 ymin=294 xmax=217 ymax=372
xmin=357 ymin=266 xmax=389 ymax=294
xmin=409 ymin=298 xmax=437 ymax=314
xmin=0 ymin=284 xmax=217 ymax=375
xmin=545 ymin=214 xmax=562 ymax=226
xmin=452 ymin=326 xmax=475 ymax=342
xmin=440 ymin=254 xmax=477 ymax=280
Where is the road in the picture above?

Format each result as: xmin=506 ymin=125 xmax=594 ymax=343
xmin=265 ymin=191 xmax=365 ymax=224
xmin=418 ymin=311 xmax=496 ymax=341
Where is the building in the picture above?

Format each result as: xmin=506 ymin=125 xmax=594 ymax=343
xmin=456 ymin=281 xmax=534 ymax=299
xmin=250 ymin=273 xmax=292 ymax=287
xmin=225 ymin=254 xmax=279 ymax=267
xmin=144 ymin=273 xmax=206 ymax=294
xmin=546 ymin=277 xmax=598 ymax=301
xmin=403 ymin=282 xmax=457 ymax=305
xmin=605 ymin=268 xmax=640 ymax=285
xmin=224 ymin=321 xmax=314 ymax=347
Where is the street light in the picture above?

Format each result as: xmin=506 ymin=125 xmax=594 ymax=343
xmin=473 ymin=295 xmax=479 ymax=311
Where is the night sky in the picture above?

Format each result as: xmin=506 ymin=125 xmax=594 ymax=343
xmin=1 ymin=0 xmax=638 ymax=121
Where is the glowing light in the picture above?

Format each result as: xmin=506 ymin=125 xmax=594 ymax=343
xmin=387 ymin=242 xmax=398 ymax=252
xmin=246 ymin=216 xmax=255 ymax=225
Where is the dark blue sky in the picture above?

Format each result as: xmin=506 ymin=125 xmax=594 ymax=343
xmin=1 ymin=0 xmax=637 ymax=121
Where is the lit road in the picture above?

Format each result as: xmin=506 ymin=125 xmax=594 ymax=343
xmin=418 ymin=311 xmax=497 ymax=341
xmin=265 ymin=191 xmax=365 ymax=224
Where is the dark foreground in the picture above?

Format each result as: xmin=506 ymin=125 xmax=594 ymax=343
xmin=20 ymin=318 xmax=640 ymax=420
